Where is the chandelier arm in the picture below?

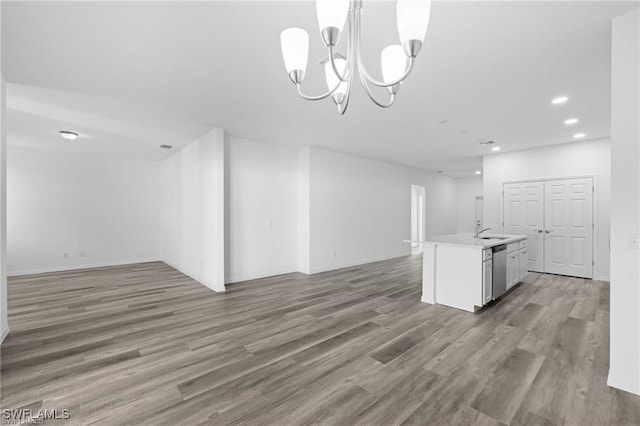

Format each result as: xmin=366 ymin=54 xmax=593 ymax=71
xmin=357 ymin=62 xmax=396 ymax=108
xmin=327 ymin=47 xmax=350 ymax=82
xmin=295 ymin=81 xmax=343 ymax=101
xmin=336 ymin=4 xmax=358 ymax=115
xmin=358 ymin=51 xmax=415 ymax=88
xmin=338 ymin=50 xmax=356 ymax=114
xmin=353 ymin=4 xmax=415 ymax=88
xmin=351 ymin=8 xmax=394 ymax=108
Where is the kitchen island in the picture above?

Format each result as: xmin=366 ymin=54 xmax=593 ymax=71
xmin=410 ymin=233 xmax=528 ymax=312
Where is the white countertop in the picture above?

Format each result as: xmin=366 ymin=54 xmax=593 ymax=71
xmin=405 ymin=232 xmax=527 ymax=249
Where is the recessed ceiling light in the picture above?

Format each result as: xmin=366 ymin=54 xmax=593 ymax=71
xmin=573 ymin=132 xmax=586 ymax=139
xmin=159 ymin=144 xmax=173 ymax=149
xmin=475 ymin=171 xmax=482 ymax=175
xmin=491 ymin=146 xmax=501 ymax=152
xmin=551 ymin=96 xmax=569 ymax=105
xmin=59 ymin=130 xmax=78 ymax=141
xmin=564 ymin=118 xmax=579 ymax=125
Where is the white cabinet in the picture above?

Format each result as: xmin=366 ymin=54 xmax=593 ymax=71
xmin=507 ymin=246 xmax=528 ymax=290
xmin=519 ymin=247 xmax=528 ymax=281
xmin=506 ymin=250 xmax=519 ymax=290
xmin=482 ymin=258 xmax=493 ymax=304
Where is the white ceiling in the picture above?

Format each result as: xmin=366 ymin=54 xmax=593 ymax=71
xmin=3 ymin=1 xmax=637 ymax=175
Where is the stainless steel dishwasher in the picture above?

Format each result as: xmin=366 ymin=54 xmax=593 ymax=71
xmin=492 ymin=244 xmax=507 ymax=299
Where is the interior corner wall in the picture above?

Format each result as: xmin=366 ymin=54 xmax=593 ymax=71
xmin=297 ymin=147 xmax=311 ymax=274
xmin=608 ymin=9 xmax=640 ymax=396
xmin=456 ymin=176 xmax=483 ymax=233
xmin=7 ymin=145 xmax=163 ymax=275
xmin=306 ymin=147 xmax=457 ymax=274
xmin=161 ymin=127 xmax=225 ymax=292
xmin=225 ymin=135 xmax=298 ymax=283
xmin=1 ymin=73 xmax=8 ymax=344
xmin=483 ymin=139 xmax=611 ymax=281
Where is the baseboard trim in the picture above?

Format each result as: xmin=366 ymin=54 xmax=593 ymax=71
xmin=307 ymin=251 xmax=411 ymax=275
xmin=225 ymin=268 xmax=298 ymax=285
xmin=595 ymin=275 xmax=610 ymax=282
xmin=161 ymin=259 xmax=225 ymax=293
xmin=8 ymin=259 xmax=162 ymax=277
xmin=1 ymin=325 xmax=9 ymax=345
xmin=608 ymin=372 xmax=640 ymax=395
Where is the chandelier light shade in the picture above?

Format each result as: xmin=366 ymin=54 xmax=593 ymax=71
xmin=280 ymin=28 xmax=309 ymax=80
xmin=316 ymin=0 xmax=351 ymax=34
xmin=381 ymin=45 xmax=407 ymax=90
xmin=280 ymin=0 xmax=432 ymax=114
xmin=396 ymin=0 xmax=432 ymax=46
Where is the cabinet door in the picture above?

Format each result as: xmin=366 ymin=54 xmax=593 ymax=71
xmin=483 ymin=260 xmax=493 ymax=304
xmin=519 ymin=248 xmax=528 ymax=280
xmin=506 ymin=252 xmax=519 ymax=290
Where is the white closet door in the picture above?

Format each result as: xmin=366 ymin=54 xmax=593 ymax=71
xmin=544 ymin=178 xmax=593 ymax=278
xmin=503 ymin=182 xmax=545 ymax=272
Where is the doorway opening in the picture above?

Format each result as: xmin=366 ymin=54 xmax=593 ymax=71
xmin=475 ymin=196 xmax=484 ymax=229
xmin=411 ymin=185 xmax=426 ymax=254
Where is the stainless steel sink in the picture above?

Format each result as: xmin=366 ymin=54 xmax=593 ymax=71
xmin=478 ymin=236 xmax=509 ymax=240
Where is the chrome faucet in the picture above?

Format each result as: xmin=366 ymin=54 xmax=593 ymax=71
xmin=473 ymin=226 xmax=492 ymax=238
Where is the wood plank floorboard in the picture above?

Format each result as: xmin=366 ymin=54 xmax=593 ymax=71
xmin=1 ymin=256 xmax=639 ymax=425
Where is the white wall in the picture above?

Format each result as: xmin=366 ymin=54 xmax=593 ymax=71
xmin=161 ymin=128 xmax=225 ymax=292
xmin=225 ymin=136 xmax=298 ymax=283
xmin=456 ymin=176 xmax=483 ymax=232
xmin=297 ymin=147 xmax=311 ymax=274
xmin=608 ymin=9 xmax=640 ymax=396
xmin=7 ymin=145 xmax=163 ymax=275
xmin=483 ymin=139 xmax=611 ymax=280
xmin=305 ymin=147 xmax=457 ymax=273
xmin=1 ymin=72 xmax=8 ymax=343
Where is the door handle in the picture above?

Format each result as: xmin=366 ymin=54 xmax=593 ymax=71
xmin=537 ymin=229 xmax=543 ymax=234
xmin=545 ymin=229 xmax=552 ymax=234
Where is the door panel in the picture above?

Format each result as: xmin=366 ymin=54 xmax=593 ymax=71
xmin=503 ymin=181 xmax=544 ymax=272
xmin=543 ymin=178 xmax=593 ymax=278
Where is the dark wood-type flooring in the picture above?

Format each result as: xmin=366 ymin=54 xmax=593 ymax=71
xmin=2 ymin=255 xmax=640 ymax=425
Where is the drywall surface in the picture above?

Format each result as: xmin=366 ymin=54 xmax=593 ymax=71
xmin=161 ymin=128 xmax=225 ymax=292
xmin=483 ymin=139 xmax=611 ymax=280
xmin=306 ymin=147 xmax=457 ymax=273
xmin=608 ymin=9 xmax=640 ymax=395
xmin=1 ymin=72 xmax=8 ymax=343
xmin=7 ymin=145 xmax=163 ymax=275
xmin=297 ymin=147 xmax=311 ymax=274
xmin=225 ymin=135 xmax=298 ymax=283
xmin=456 ymin=176 xmax=483 ymax=232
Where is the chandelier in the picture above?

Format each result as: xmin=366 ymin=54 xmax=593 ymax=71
xmin=280 ymin=0 xmax=431 ymax=115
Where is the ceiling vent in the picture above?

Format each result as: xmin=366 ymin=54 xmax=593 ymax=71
xmin=478 ymin=140 xmax=496 ymax=145
xmin=160 ymin=144 xmax=173 ymax=149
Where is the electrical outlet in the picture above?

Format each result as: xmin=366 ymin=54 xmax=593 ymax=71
xmin=80 ymin=251 xmax=87 ymax=258
xmin=63 ymin=253 xmax=69 ymax=259
xmin=333 ymin=251 xmax=337 ymax=258
xmin=629 ymin=233 xmax=640 ymax=249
